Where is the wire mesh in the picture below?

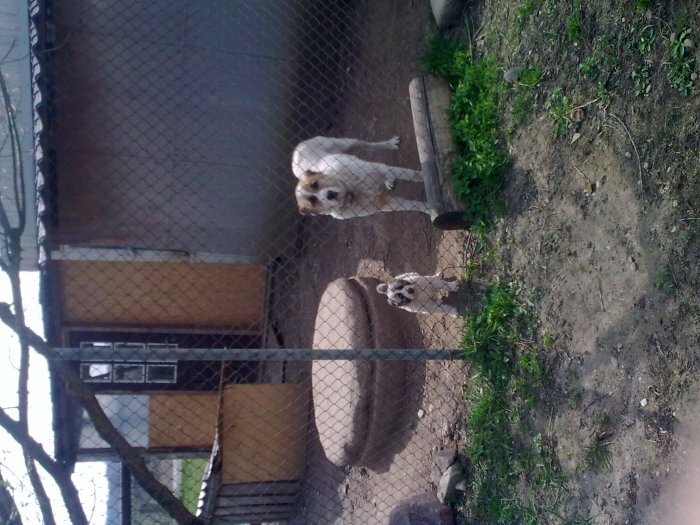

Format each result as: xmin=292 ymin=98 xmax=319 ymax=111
xmin=30 ymin=1 xmax=473 ymax=523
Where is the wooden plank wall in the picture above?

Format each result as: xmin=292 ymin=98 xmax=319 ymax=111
xmin=58 ymin=260 xmax=266 ymax=330
xmin=148 ymin=393 xmax=219 ymax=449
xmin=221 ymin=383 xmax=309 ymax=484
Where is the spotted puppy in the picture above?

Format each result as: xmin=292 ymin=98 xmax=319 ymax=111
xmin=376 ymin=272 xmax=460 ymax=317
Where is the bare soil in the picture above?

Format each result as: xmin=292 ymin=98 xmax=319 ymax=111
xmin=279 ymin=1 xmax=700 ymax=524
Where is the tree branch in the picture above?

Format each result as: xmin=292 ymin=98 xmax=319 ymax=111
xmin=1 ymin=64 xmax=57 ymax=525
xmin=0 ymin=302 xmax=204 ymax=525
xmin=0 ymin=69 xmax=19 ymax=240
xmin=0 ymin=468 xmax=23 ymax=525
xmin=23 ymin=462 xmax=55 ymax=525
xmin=0 ymin=408 xmax=86 ymax=525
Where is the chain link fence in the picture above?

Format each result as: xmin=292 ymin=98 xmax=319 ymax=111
xmin=31 ymin=1 xmax=473 ymax=523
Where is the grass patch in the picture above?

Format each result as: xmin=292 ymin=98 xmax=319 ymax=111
xmin=510 ymin=66 xmax=542 ymax=127
xmin=584 ymin=436 xmax=614 ymax=472
xmin=463 ymin=281 xmax=534 ymax=388
xmin=461 ymin=281 xmax=587 ymax=523
xmin=567 ymin=14 xmax=583 ymax=43
xmin=668 ymin=27 xmax=695 ymax=96
xmin=423 ymin=37 xmax=509 ymax=226
xmin=422 ymin=36 xmax=468 ymax=86
xmin=450 ymin=59 xmax=509 ymax=223
xmin=580 ymin=56 xmax=599 ymax=81
xmin=181 ymin=458 xmax=207 ymax=513
xmin=567 ymin=390 xmax=582 ymax=409
xmin=545 ymin=87 xmax=575 ymax=136
xmin=655 ymin=267 xmax=677 ymax=295
xmin=516 ymin=0 xmax=537 ymax=28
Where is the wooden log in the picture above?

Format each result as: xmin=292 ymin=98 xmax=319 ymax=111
xmin=409 ymin=75 xmax=472 ymax=230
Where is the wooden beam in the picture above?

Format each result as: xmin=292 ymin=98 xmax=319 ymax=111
xmin=410 ymin=75 xmax=472 ymax=230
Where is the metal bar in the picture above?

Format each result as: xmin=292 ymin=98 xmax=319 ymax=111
xmin=50 ymin=347 xmax=460 ymax=361
xmin=51 ymin=245 xmax=262 ymax=265
xmin=121 ymin=463 xmax=131 ymax=525
xmin=62 ymin=325 xmax=261 ymax=336
xmin=75 ymin=449 xmax=211 ymax=462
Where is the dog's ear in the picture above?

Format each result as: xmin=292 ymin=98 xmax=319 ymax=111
xmin=300 ymin=171 xmax=322 ymax=184
xmin=376 ymin=283 xmax=388 ymax=295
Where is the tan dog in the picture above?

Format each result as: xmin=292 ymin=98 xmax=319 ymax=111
xmin=292 ymin=136 xmax=429 ymax=219
xmin=376 ymin=272 xmax=460 ymax=317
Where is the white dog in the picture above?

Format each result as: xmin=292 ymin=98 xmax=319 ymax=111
xmin=292 ymin=136 xmax=430 ymax=219
xmin=376 ymin=272 xmax=460 ymax=317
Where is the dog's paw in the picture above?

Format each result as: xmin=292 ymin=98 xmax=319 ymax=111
xmin=384 ymin=177 xmax=396 ymax=191
xmin=386 ymin=136 xmax=400 ymax=150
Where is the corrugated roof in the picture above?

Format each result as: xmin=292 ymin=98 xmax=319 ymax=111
xmin=26 ymin=0 xmax=79 ymax=467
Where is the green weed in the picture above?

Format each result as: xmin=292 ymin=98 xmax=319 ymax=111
xmin=472 ymin=220 xmax=492 ymax=254
xmin=637 ymin=26 xmax=656 ymax=55
xmin=519 ymin=67 xmax=543 ymax=88
xmin=422 ymin=36 xmax=468 ymax=86
xmin=516 ymin=349 xmax=544 ymax=406
xmin=599 ymin=54 xmax=622 ymax=83
xmin=517 ymin=0 xmax=536 ymax=28
xmin=545 ymin=87 xmax=574 ymax=136
xmin=463 ymin=259 xmax=479 ymax=280
xmin=584 ymin=436 xmax=613 ymax=472
xmin=671 ymin=28 xmax=692 ymax=60
xmin=542 ymin=0 xmax=556 ymax=18
xmin=631 ymin=64 xmax=652 ymax=97
xmin=668 ymin=28 xmax=695 ymax=96
xmin=543 ymin=333 xmax=554 ymax=350
xmin=668 ymin=61 xmax=694 ymax=95
xmin=580 ymin=56 xmax=599 ymax=80
xmin=567 ymin=14 xmax=583 ymax=43
xmin=655 ymin=268 xmax=677 ymax=295
xmin=532 ymin=434 xmax=566 ymax=489
xmin=511 ymin=66 xmax=542 ymax=125
xmin=596 ymin=82 xmax=612 ymax=105
xmin=567 ymin=390 xmax=582 ymax=409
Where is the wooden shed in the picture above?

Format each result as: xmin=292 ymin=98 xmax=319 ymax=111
xmin=33 ymin=0 xmax=324 ymax=466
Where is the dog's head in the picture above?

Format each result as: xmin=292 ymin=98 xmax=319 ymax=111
xmin=295 ymin=172 xmax=352 ymax=216
xmin=376 ymin=279 xmax=415 ymax=307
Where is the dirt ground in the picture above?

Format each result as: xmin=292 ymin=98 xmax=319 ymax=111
xmin=278 ymin=1 xmax=700 ymax=524
xmin=478 ymin=1 xmax=700 ymax=523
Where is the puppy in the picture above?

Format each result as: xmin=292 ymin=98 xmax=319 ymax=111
xmin=376 ymin=272 xmax=460 ymax=317
xmin=292 ymin=136 xmax=430 ymax=219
